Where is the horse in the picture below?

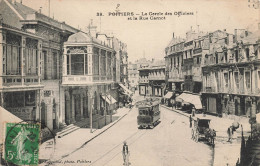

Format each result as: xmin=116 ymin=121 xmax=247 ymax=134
xmin=205 ymin=128 xmax=216 ymax=146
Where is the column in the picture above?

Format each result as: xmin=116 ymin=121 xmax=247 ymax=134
xmin=251 ymin=98 xmax=256 ymax=118
xmin=80 ymin=93 xmax=84 ymax=119
xmin=105 ymin=51 xmax=108 ymax=77
xmin=71 ymin=94 xmax=75 ymax=123
xmin=0 ymin=92 xmax=3 ymax=107
xmin=99 ymin=49 xmax=101 ymax=76
xmin=65 ymin=90 xmax=71 ymax=124
xmin=252 ymin=68 xmax=255 ymax=94
xmin=21 ymin=36 xmax=26 ymax=84
xmin=63 ymin=47 xmax=68 ymax=76
xmin=36 ymin=89 xmax=41 ymax=121
xmin=88 ymin=46 xmax=93 ymax=75
xmin=0 ymin=29 xmax=5 ymax=86
xmin=37 ymin=40 xmax=42 ymax=83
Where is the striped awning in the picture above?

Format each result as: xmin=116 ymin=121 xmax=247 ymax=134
xmin=102 ymin=95 xmax=117 ymax=104
xmin=176 ymin=93 xmax=202 ymax=109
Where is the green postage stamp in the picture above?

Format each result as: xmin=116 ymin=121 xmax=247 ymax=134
xmin=3 ymin=123 xmax=40 ymax=165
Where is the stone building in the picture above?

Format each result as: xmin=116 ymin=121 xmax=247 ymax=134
xmin=148 ymin=64 xmax=166 ymax=97
xmin=128 ymin=62 xmax=139 ymax=90
xmin=61 ymin=31 xmax=116 ymax=125
xmin=138 ymin=59 xmax=165 ymax=97
xmin=138 ymin=67 xmax=149 ymax=96
xmin=165 ymin=33 xmax=185 ymax=93
xmin=0 ymin=0 xmax=78 ymax=130
xmin=201 ymin=29 xmax=260 ymax=117
xmin=0 ymin=22 xmax=43 ymax=122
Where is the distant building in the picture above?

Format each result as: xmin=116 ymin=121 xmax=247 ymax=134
xmin=128 ymin=63 xmax=139 ymax=90
xmin=138 ymin=59 xmax=166 ymax=97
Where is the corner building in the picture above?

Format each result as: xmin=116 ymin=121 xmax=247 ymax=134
xmin=61 ymin=32 xmax=116 ymax=125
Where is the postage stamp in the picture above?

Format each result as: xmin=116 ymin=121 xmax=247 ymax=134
xmin=3 ymin=123 xmax=40 ymax=165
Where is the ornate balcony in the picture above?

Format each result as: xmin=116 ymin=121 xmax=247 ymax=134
xmin=62 ymin=75 xmax=113 ymax=85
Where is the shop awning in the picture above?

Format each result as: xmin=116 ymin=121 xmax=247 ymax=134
xmin=119 ymin=83 xmax=133 ymax=96
xmin=0 ymin=106 xmax=23 ymax=144
xmin=102 ymin=95 xmax=117 ymax=104
xmin=176 ymin=93 xmax=202 ymax=109
xmin=164 ymin=92 xmax=174 ymax=99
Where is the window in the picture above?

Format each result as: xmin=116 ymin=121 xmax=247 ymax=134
xmin=234 ymin=72 xmax=239 ymax=89
xmin=224 ymin=73 xmax=228 ymax=89
xmin=3 ymin=91 xmax=35 ymax=108
xmin=245 ymin=71 xmax=251 ymax=90
xmin=215 ymin=53 xmax=218 ymax=64
xmin=170 ymin=58 xmax=173 ymax=69
xmin=6 ymin=45 xmax=21 ymax=75
xmin=235 ymin=50 xmax=239 ymax=62
xmin=71 ymin=54 xmax=84 ymax=75
xmin=67 ymin=55 xmax=70 ymax=75
xmin=224 ymin=52 xmax=228 ymax=63
xmin=246 ymin=48 xmax=250 ymax=60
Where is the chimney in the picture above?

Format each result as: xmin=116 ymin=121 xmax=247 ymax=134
xmin=88 ymin=19 xmax=97 ymax=38
xmin=39 ymin=7 xmax=42 ymax=13
xmin=172 ymin=32 xmax=174 ymax=38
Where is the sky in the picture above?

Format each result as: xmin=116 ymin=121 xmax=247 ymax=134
xmin=21 ymin=0 xmax=259 ymax=63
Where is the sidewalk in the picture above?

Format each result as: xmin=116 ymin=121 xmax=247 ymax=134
xmin=161 ymin=105 xmax=250 ymax=166
xmin=39 ymin=107 xmax=131 ymax=164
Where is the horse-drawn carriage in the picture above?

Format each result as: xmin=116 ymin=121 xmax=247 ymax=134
xmin=191 ymin=116 xmax=216 ymax=146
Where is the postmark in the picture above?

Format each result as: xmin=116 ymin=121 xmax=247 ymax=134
xmin=4 ymin=123 xmax=40 ymax=165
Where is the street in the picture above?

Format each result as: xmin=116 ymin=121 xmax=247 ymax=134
xmin=55 ymin=104 xmax=213 ymax=166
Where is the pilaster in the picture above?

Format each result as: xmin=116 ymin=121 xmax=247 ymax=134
xmin=63 ymin=47 xmax=67 ymax=76
xmin=0 ymin=30 xmax=5 ymax=86
xmin=88 ymin=46 xmax=93 ymax=75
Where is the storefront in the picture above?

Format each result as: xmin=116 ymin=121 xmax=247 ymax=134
xmin=3 ymin=90 xmax=39 ymax=121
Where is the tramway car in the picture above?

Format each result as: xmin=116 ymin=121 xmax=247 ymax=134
xmin=137 ymin=98 xmax=160 ymax=129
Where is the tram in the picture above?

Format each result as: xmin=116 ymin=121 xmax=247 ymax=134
xmin=137 ymin=98 xmax=161 ymax=129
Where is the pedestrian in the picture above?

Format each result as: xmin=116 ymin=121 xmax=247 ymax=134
xmin=189 ymin=115 xmax=192 ymax=128
xmin=192 ymin=107 xmax=196 ymax=117
xmin=122 ymin=141 xmax=129 ymax=164
xmin=227 ymin=126 xmax=233 ymax=142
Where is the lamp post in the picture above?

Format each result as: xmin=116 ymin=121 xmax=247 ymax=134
xmin=90 ymin=94 xmax=93 ymax=133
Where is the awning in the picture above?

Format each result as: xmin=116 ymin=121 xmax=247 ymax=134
xmin=119 ymin=83 xmax=133 ymax=96
xmin=164 ymin=92 xmax=173 ymax=99
xmin=102 ymin=95 xmax=117 ymax=104
xmin=176 ymin=93 xmax=202 ymax=109
xmin=0 ymin=106 xmax=23 ymax=144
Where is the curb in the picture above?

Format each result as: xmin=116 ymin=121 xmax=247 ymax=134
xmin=161 ymin=105 xmax=190 ymax=118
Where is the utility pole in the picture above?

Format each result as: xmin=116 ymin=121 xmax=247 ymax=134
xmin=104 ymin=93 xmax=107 ymax=125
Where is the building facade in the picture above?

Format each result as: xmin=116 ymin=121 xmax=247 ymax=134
xmin=148 ymin=65 xmax=166 ymax=97
xmin=128 ymin=63 xmax=139 ymax=90
xmin=61 ymin=31 xmax=116 ymax=125
xmin=201 ymin=29 xmax=260 ymax=117
xmin=0 ymin=0 xmax=79 ymax=130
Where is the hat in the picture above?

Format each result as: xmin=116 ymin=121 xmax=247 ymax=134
xmin=123 ymin=141 xmax=127 ymax=145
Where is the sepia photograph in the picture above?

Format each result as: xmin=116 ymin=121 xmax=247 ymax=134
xmin=0 ymin=0 xmax=259 ymax=165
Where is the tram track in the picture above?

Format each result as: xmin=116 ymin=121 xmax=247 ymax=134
xmin=90 ymin=108 xmax=167 ymax=166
